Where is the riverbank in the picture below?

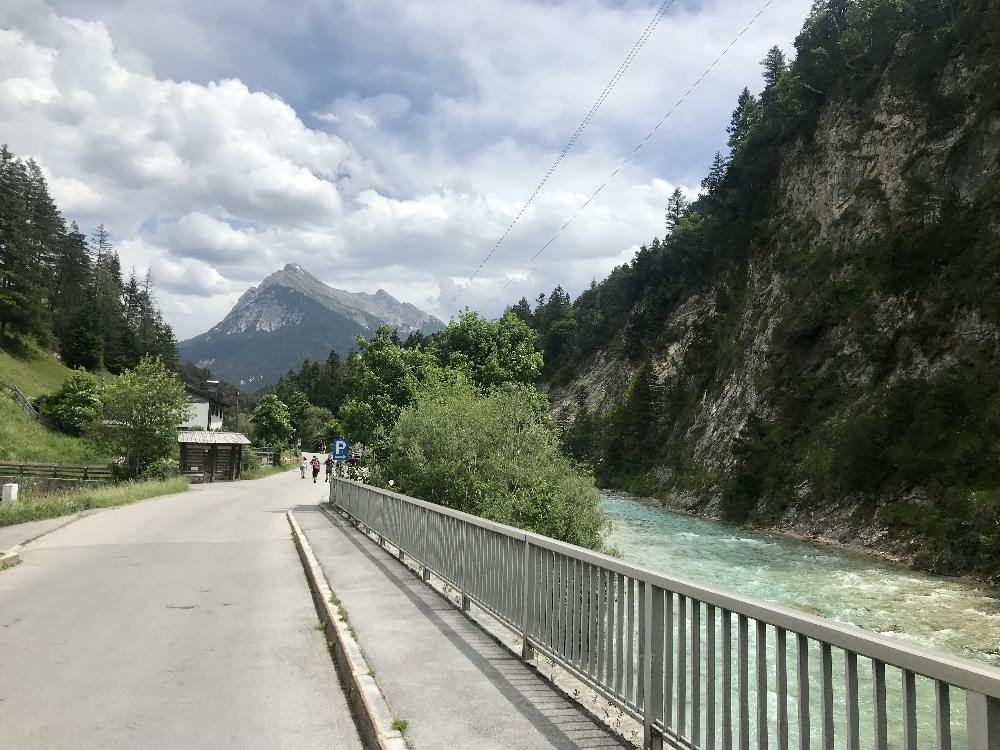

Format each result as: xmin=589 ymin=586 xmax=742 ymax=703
xmin=598 ymin=484 xmax=1000 ymax=585
xmin=603 ymin=487 xmax=915 ymax=566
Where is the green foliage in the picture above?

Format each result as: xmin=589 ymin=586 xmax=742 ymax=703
xmin=99 ymin=356 xmax=189 ymax=478
xmin=338 ymin=325 xmax=440 ymax=445
xmin=524 ymin=0 xmax=1000 ymax=578
xmin=63 ymin=289 xmax=104 ymax=370
xmin=141 ymin=456 xmax=179 ymax=481
xmin=665 ymin=187 xmax=689 ymax=233
xmin=251 ymin=394 xmax=294 ymax=448
xmin=0 ymin=148 xmax=52 ymax=344
xmin=727 ymin=88 xmax=761 ymax=157
xmin=36 ymin=369 xmax=103 ymax=436
xmin=299 ymin=405 xmax=335 ymax=450
xmin=283 ymin=390 xmax=312 ymax=438
xmin=0 ymin=393 xmax=111 ymax=464
xmin=271 ymin=350 xmax=347 ymax=415
xmin=382 ymin=377 xmax=609 ymax=550
xmin=431 ymin=310 xmax=542 ymax=389
xmin=240 ymin=448 xmax=262 ymax=473
xmin=0 ymin=144 xmax=177 ymax=370
xmin=760 ymin=45 xmax=788 ymax=91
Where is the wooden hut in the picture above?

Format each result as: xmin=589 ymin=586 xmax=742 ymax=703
xmin=177 ymin=432 xmax=251 ymax=482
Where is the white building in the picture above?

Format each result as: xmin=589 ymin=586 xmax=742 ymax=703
xmin=179 ymin=385 xmax=226 ymax=431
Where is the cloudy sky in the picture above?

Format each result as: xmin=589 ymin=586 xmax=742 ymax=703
xmin=0 ymin=0 xmax=813 ymax=339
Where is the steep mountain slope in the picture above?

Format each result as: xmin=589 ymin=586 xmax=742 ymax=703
xmin=541 ymin=0 xmax=1000 ymax=579
xmin=179 ymin=264 xmax=443 ymax=388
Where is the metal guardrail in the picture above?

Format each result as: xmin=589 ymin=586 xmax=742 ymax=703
xmin=3 ymin=383 xmax=51 ymax=426
xmin=330 ymin=478 xmax=1000 ymax=750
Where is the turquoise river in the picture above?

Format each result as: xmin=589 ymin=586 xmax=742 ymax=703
xmin=601 ymin=493 xmax=1000 ymax=668
xmin=601 ymin=494 xmax=1000 ymax=748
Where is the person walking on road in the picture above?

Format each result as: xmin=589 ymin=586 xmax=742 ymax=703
xmin=324 ymin=454 xmax=334 ymax=482
xmin=299 ymin=456 xmax=307 ymax=479
xmin=310 ymin=455 xmax=321 ymax=483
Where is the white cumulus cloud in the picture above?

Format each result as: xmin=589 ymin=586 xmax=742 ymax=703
xmin=1 ymin=0 xmax=813 ymax=339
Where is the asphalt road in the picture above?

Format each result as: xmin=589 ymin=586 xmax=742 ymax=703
xmin=0 ymin=470 xmax=362 ymax=750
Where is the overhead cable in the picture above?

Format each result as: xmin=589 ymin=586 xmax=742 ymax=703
xmin=445 ymin=0 xmax=680 ymax=312
xmin=480 ymin=0 xmax=777 ymax=313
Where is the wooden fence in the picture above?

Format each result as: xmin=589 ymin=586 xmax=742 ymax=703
xmin=0 ymin=462 xmax=113 ymax=480
xmin=252 ymin=449 xmax=276 ymax=466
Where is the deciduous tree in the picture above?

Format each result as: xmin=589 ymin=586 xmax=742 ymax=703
xmin=99 ymin=356 xmax=188 ymax=478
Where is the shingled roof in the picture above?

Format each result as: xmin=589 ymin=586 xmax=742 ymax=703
xmin=176 ymin=431 xmax=251 ymax=445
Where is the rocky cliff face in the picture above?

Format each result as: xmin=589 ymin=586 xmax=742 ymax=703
xmin=179 ymin=264 xmax=443 ymax=389
xmin=547 ymin=1 xmax=1000 ymax=579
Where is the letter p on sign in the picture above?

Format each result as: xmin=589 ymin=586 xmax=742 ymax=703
xmin=333 ymin=439 xmax=350 ymax=460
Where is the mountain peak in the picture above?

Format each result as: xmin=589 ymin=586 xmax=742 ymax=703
xmin=179 ymin=264 xmax=445 ymax=390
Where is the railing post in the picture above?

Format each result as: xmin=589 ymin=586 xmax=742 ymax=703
xmin=519 ymin=538 xmax=535 ymax=661
xmin=642 ymin=582 xmax=664 ymax=750
xmin=968 ymin=692 xmax=1000 ymax=750
xmin=459 ymin=522 xmax=471 ymax=611
xmin=422 ymin=505 xmax=432 ymax=582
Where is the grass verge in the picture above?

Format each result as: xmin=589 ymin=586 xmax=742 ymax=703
xmin=242 ymin=464 xmax=291 ymax=480
xmin=0 ymin=477 xmax=189 ymax=527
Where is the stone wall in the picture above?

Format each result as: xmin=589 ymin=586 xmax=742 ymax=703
xmin=0 ymin=476 xmax=110 ymax=496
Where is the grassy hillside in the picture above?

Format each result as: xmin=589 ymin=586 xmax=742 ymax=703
xmin=0 ymin=340 xmax=76 ymax=397
xmin=0 ymin=339 xmax=117 ymax=464
xmin=0 ymin=394 xmax=110 ymax=464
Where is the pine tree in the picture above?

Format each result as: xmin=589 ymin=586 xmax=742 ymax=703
xmin=89 ymin=229 xmax=133 ymax=372
xmin=760 ymin=45 xmax=788 ymax=104
xmin=0 ymin=146 xmax=178 ymax=367
xmin=508 ymin=297 xmax=533 ymax=324
xmin=63 ymin=288 xmax=104 ymax=370
xmin=665 ymin=188 xmax=689 ymax=232
xmin=24 ymin=158 xmax=65 ymax=283
xmin=701 ymin=152 xmax=729 ymax=195
xmin=727 ymin=88 xmax=761 ymax=157
xmin=0 ymin=146 xmax=48 ymax=342
xmin=50 ymin=222 xmax=92 ymax=344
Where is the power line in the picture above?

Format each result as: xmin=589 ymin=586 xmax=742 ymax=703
xmin=445 ymin=0 xmax=680 ymax=312
xmin=480 ymin=0 xmax=776 ymax=313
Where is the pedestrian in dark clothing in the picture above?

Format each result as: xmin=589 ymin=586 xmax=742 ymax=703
xmin=324 ymin=455 xmax=334 ymax=482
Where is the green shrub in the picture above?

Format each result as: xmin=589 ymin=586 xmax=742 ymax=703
xmin=36 ymin=369 xmax=103 ymax=435
xmin=141 ymin=456 xmax=178 ymax=481
xmin=240 ymin=450 xmax=262 ymax=473
xmin=383 ymin=376 xmax=609 ymax=551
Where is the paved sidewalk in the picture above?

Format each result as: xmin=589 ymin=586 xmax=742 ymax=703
xmin=294 ymin=505 xmax=628 ymax=750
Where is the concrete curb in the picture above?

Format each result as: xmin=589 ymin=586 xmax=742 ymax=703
xmin=286 ymin=510 xmax=408 ymax=750
xmin=0 ymin=545 xmax=21 ymax=569
xmin=0 ymin=510 xmax=97 ymax=570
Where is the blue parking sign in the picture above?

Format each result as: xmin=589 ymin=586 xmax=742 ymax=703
xmin=333 ymin=439 xmax=350 ymax=460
